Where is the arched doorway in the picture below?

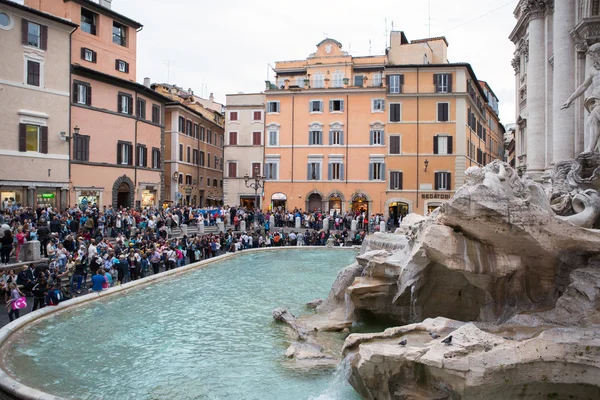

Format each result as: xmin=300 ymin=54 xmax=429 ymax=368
xmin=329 ymin=195 xmax=342 ymax=214
xmin=351 ymin=194 xmax=369 ymax=214
xmin=112 ymin=175 xmax=134 ymax=209
xmin=388 ymin=201 xmax=409 ymax=227
xmin=307 ymin=193 xmax=322 ymax=212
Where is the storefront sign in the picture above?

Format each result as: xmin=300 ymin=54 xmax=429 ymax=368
xmin=271 ymin=192 xmax=287 ymax=200
xmin=41 ymin=193 xmax=55 ymax=199
xmin=421 ymin=193 xmax=452 ymax=200
xmin=80 ymin=191 xmax=99 ymax=197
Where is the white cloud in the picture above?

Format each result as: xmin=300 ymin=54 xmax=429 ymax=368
xmin=111 ymin=0 xmax=518 ymax=123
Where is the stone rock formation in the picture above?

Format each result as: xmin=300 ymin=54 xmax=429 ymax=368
xmin=316 ymin=160 xmax=600 ymax=398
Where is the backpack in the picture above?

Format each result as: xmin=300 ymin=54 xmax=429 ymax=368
xmin=45 ymin=289 xmax=63 ymax=306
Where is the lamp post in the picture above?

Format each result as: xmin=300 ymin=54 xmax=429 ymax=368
xmin=244 ymin=165 xmax=264 ymax=211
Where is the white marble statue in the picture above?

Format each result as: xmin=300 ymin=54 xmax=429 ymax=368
xmin=561 ymin=42 xmax=600 ymax=153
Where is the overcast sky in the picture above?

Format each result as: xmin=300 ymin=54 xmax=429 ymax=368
xmin=112 ymin=0 xmax=518 ymax=123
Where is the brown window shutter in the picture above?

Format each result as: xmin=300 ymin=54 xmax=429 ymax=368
xmin=40 ymin=25 xmax=48 ymax=50
xmin=117 ymin=95 xmax=122 ymax=113
xmin=73 ymin=82 xmax=78 ymax=102
xmin=19 ymin=123 xmax=27 ymax=152
xmin=92 ymin=50 xmax=97 ymax=63
xmin=21 ymin=19 xmax=29 ymax=45
xmin=125 ymin=62 xmax=129 ymax=73
xmin=115 ymin=59 xmax=120 ymax=70
xmin=448 ymin=74 xmax=453 ymax=93
xmin=81 ymin=47 xmax=86 ymax=59
xmin=143 ymin=147 xmax=147 ymax=167
xmin=128 ymin=144 xmax=133 ymax=165
xmin=86 ymin=84 xmax=92 ymax=106
xmin=41 ymin=126 xmax=48 ymax=154
xmin=386 ymin=75 xmax=390 ymax=93
xmin=117 ymin=143 xmax=122 ymax=164
xmin=84 ymin=136 xmax=90 ymax=161
xmin=157 ymin=151 xmax=161 ymax=168
xmin=128 ymin=96 xmax=133 ymax=115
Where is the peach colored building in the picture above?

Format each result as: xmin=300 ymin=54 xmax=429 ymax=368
xmin=0 ymin=0 xmax=76 ymax=210
xmin=26 ymin=0 xmax=167 ymax=208
xmin=264 ymin=33 xmax=503 ymax=220
xmin=152 ymin=84 xmax=224 ymax=207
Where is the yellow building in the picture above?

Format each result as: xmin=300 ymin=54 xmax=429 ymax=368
xmin=263 ymin=32 xmax=502 ymax=221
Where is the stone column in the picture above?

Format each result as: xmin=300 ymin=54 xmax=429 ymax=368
xmin=525 ymin=3 xmax=548 ymax=179
xmin=552 ymin=0 xmax=576 ymax=163
xmin=295 ymin=216 xmax=301 ymax=229
xmin=27 ymin=187 xmax=35 ymax=207
xmin=379 ymin=221 xmax=386 ymax=233
xmin=240 ymin=220 xmax=246 ymax=232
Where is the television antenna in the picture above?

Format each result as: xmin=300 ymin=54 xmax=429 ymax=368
xmin=163 ymin=60 xmax=175 ymax=83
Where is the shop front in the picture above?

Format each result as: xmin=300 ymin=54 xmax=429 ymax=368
xmin=421 ymin=192 xmax=452 ymax=215
xmin=271 ymin=192 xmax=287 ymax=210
xmin=76 ymin=189 xmax=102 ymax=208
xmin=388 ymin=201 xmax=410 ymax=227
xmin=351 ymin=193 xmax=369 ymax=214
xmin=240 ymin=195 xmax=259 ymax=209
xmin=36 ymin=189 xmax=58 ymax=209
xmin=327 ymin=192 xmax=344 ymax=215
xmin=1 ymin=187 xmax=23 ymax=210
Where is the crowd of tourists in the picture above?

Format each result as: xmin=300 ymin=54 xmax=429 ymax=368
xmin=0 ymin=203 xmax=371 ymax=322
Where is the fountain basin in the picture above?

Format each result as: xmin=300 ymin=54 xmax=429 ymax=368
xmin=0 ymin=248 xmax=361 ymax=400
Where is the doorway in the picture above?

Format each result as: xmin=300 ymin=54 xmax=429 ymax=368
xmin=351 ymin=194 xmax=369 ymax=214
xmin=388 ymin=202 xmax=409 ymax=227
xmin=117 ymin=182 xmax=130 ymax=208
xmin=307 ymin=193 xmax=322 ymax=212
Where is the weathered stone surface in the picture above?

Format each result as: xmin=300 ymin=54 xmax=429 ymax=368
xmin=305 ymin=298 xmax=323 ymax=309
xmin=272 ymin=307 xmax=308 ymax=340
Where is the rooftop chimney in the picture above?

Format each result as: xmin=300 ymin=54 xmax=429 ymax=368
xmin=99 ymin=0 xmax=112 ymax=9
xmin=209 ymin=92 xmax=214 ymax=102
xmin=143 ymin=77 xmax=151 ymax=88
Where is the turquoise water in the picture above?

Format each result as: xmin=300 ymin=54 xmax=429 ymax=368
xmin=2 ymin=249 xmax=362 ymax=400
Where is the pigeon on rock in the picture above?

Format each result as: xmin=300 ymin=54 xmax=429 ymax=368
xmin=398 ymin=339 xmax=407 ymax=346
xmin=429 ymin=332 xmax=440 ymax=339
xmin=441 ymin=335 xmax=452 ymax=345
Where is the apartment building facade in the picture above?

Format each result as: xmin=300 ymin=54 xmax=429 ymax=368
xmin=0 ymin=0 xmax=76 ymax=210
xmin=224 ymin=93 xmax=266 ymax=208
xmin=264 ymin=33 xmax=502 ymax=218
xmin=153 ymin=84 xmax=224 ymax=207
xmin=26 ymin=0 xmax=166 ymax=208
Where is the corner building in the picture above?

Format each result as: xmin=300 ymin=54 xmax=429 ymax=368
xmin=264 ymin=33 xmax=503 ymax=219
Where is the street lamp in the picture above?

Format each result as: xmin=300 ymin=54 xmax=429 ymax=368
xmin=424 ymin=159 xmax=429 ymax=172
xmin=244 ymin=165 xmax=264 ymax=211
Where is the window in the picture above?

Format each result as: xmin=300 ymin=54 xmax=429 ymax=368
xmin=328 ymin=162 xmax=343 ymax=180
xmin=213 ymin=179 xmax=218 ymax=188
xmin=268 ymin=130 xmax=279 ymax=146
xmin=437 ymin=103 xmax=449 ymax=122
xmin=370 ymin=162 xmax=385 ymax=180
xmin=253 ymin=111 xmax=262 ymax=120
xmin=253 ymin=131 xmax=262 ymax=146
xmin=277 ymin=77 xmax=285 ymax=89
xmin=229 ymin=111 xmax=238 ymax=121
xmin=152 ymin=148 xmax=161 ymax=169
xmin=179 ymin=144 xmax=183 ymax=162
xmin=369 ymin=130 xmax=383 ymax=146
xmin=137 ymin=98 xmax=146 ymax=119
xmin=207 ymin=130 xmax=212 ymax=144
xmin=178 ymin=174 xmax=183 ymax=185
xmin=477 ymin=148 xmax=483 ymax=164
xmin=265 ymin=162 xmax=278 ymax=180
xmin=152 ymin=104 xmax=161 ymax=124
xmin=73 ymin=134 xmax=90 ymax=161
xmin=435 ymin=172 xmax=452 ymax=190
xmin=229 ymin=131 xmax=238 ymax=145
xmin=186 ymin=120 xmax=192 ymax=136
xmin=354 ymin=75 xmax=364 ymax=87
xmin=329 ymin=99 xmax=344 ymax=112
xmin=19 ymin=124 xmax=47 ymax=153
xmin=185 ymin=175 xmax=192 ymax=185
xmin=137 ymin=145 xmax=147 ymax=167
xmin=112 ymin=22 xmax=126 ymax=46
xmin=198 ymin=177 xmax=203 ymax=186
xmin=178 ymin=116 xmax=185 ymax=133
xmin=24 ymin=21 xmax=45 ymax=49
xmin=73 ymin=81 xmax=91 ymax=106
xmin=307 ymin=162 xmax=321 ymax=180
xmin=390 ymin=103 xmax=402 ymax=122
xmin=207 ymin=153 xmax=211 ymax=168
xmin=191 ymin=123 xmax=197 ymax=138
xmin=332 ymin=71 xmax=343 ymax=87
xmin=117 ymin=142 xmax=132 ymax=165
xmin=372 ymin=99 xmax=385 ymax=113
xmin=80 ymin=8 xmax=97 ymax=35
xmin=433 ymin=135 xmax=453 ymax=155
xmin=434 ymin=73 xmax=452 ymax=93
xmin=193 ymin=149 xmax=198 ymax=165
xmin=118 ymin=93 xmax=132 ymax=115
xmin=388 ymin=75 xmax=403 ymax=94
xmin=187 ymin=146 xmax=191 ymax=163
xmin=309 ymin=130 xmax=322 ymax=145
xmin=313 ymin=73 xmax=324 ymax=88
xmin=389 ymin=171 xmax=403 ymax=190
xmin=199 ymin=151 xmax=205 ymax=166
xmin=389 ymin=135 xmax=401 ymax=154
xmin=115 ymin=59 xmax=129 ymax=73
xmin=81 ymin=48 xmax=96 ymax=63
xmin=295 ymin=77 xmax=304 ymax=87
xmin=372 ymin=72 xmax=382 ymax=87
xmin=329 ymin=130 xmax=343 ymax=145
xmin=252 ymin=162 xmax=261 ymax=177
xmin=310 ymin=100 xmax=323 ymax=113
xmin=0 ymin=12 xmax=11 ymax=29
xmin=228 ymin=162 xmax=237 ymax=178
xmin=199 ymin=127 xmax=205 ymax=141
xmin=267 ymin=102 xmax=280 ymax=113
xmin=26 ymin=60 xmax=40 ymax=86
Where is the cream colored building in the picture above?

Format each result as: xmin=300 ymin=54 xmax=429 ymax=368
xmin=0 ymin=0 xmax=76 ymax=210
xmin=224 ymin=93 xmax=265 ymax=207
